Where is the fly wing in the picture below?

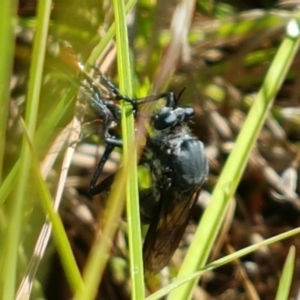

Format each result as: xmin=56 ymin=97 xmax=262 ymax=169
xmin=143 ymin=187 xmax=201 ymax=272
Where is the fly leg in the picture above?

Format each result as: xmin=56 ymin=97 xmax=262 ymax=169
xmin=88 ymin=110 xmax=123 ymax=196
xmin=88 ymin=138 xmax=122 ymax=196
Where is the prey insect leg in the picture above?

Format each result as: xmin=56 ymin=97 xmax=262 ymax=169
xmin=88 ymin=137 xmax=122 ymax=195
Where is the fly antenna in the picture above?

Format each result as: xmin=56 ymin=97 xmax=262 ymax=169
xmin=177 ymin=87 xmax=186 ymax=104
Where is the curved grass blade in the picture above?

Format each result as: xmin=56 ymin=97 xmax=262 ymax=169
xmin=170 ymin=15 xmax=300 ymax=300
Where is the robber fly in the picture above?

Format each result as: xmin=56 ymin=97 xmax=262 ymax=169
xmin=139 ymin=92 xmax=209 ymax=272
xmin=82 ymin=73 xmax=208 ymax=272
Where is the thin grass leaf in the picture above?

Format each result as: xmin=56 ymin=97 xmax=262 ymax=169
xmin=0 ymin=1 xmax=52 ymax=299
xmin=74 ymin=172 xmax=126 ymax=300
xmin=30 ymin=152 xmax=84 ymax=296
xmin=147 ymin=227 xmax=300 ymax=300
xmin=0 ymin=161 xmax=19 ymax=206
xmin=114 ymin=7 xmax=144 ymax=299
xmin=87 ymin=0 xmax=137 ymax=67
xmin=275 ymin=246 xmax=296 ymax=300
xmin=32 ymin=154 xmax=84 ymax=296
xmin=16 ymin=117 xmax=83 ymax=299
xmin=34 ymin=86 xmax=78 ymax=151
xmin=113 ymin=1 xmax=145 ymax=299
xmin=169 ymin=14 xmax=300 ymax=300
xmin=0 ymin=1 xmax=16 ymax=183
xmin=73 ymin=2 xmax=142 ymax=299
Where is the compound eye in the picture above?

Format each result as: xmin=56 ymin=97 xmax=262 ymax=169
xmin=183 ymin=107 xmax=194 ymax=120
xmin=154 ymin=109 xmax=177 ymax=130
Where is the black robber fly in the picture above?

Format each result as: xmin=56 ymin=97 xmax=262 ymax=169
xmin=139 ymin=92 xmax=209 ymax=272
xmin=81 ymin=72 xmax=208 ymax=272
xmin=81 ymin=68 xmax=173 ymax=196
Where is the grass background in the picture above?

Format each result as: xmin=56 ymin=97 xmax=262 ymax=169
xmin=1 ymin=0 xmax=300 ymax=299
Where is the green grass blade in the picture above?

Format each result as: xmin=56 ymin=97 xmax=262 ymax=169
xmin=148 ymin=227 xmax=300 ymax=300
xmin=275 ymin=246 xmax=295 ymax=300
xmin=1 ymin=1 xmax=52 ymax=299
xmin=73 ymin=2 xmax=144 ymax=299
xmin=74 ymin=170 xmax=128 ymax=300
xmin=169 ymin=16 xmax=300 ymax=300
xmin=16 ymin=117 xmax=84 ymax=299
xmin=32 ymin=154 xmax=85 ymax=295
xmin=0 ymin=161 xmax=19 ymax=206
xmin=113 ymin=1 xmax=145 ymax=299
xmin=86 ymin=0 xmax=136 ymax=66
xmin=19 ymin=118 xmax=84 ymax=296
xmin=0 ymin=1 xmax=16 ymax=183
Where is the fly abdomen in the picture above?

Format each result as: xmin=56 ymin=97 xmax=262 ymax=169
xmin=171 ymin=138 xmax=208 ymax=189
